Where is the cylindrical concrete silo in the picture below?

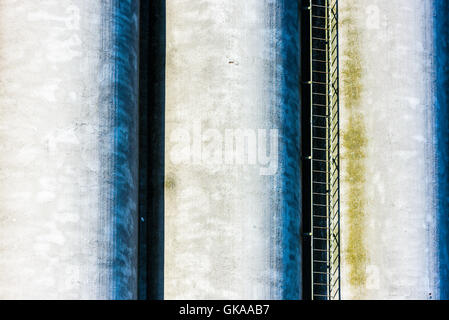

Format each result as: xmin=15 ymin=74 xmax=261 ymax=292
xmin=339 ymin=0 xmax=442 ymax=299
xmin=0 ymin=0 xmax=139 ymax=299
xmin=165 ymin=0 xmax=301 ymax=299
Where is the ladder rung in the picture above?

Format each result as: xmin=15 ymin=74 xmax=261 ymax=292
xmin=311 ymin=3 xmax=328 ymax=9
xmin=313 ymin=181 xmax=329 ymax=186
xmin=311 ymin=80 xmax=327 ymax=85
xmin=312 ymin=26 xmax=329 ymax=31
xmin=312 ymin=202 xmax=328 ymax=206
xmin=312 ymin=259 xmax=328 ymax=263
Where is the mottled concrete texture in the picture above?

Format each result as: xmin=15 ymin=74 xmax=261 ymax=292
xmin=165 ymin=0 xmax=301 ymax=299
xmin=0 ymin=0 xmax=139 ymax=299
xmin=340 ymin=0 xmax=439 ymax=299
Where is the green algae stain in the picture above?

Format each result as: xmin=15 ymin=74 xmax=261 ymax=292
xmin=341 ymin=16 xmax=363 ymax=110
xmin=343 ymin=116 xmax=367 ymax=289
xmin=341 ymin=7 xmax=368 ymax=292
xmin=165 ymin=174 xmax=176 ymax=191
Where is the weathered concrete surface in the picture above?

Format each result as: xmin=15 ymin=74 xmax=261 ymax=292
xmin=340 ymin=0 xmax=438 ymax=299
xmin=165 ymin=0 xmax=301 ymax=299
xmin=0 ymin=0 xmax=139 ymax=299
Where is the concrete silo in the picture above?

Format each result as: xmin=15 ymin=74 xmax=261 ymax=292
xmin=0 ymin=0 xmax=139 ymax=299
xmin=164 ymin=0 xmax=302 ymax=299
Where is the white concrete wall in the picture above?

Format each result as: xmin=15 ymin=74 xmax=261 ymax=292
xmin=0 ymin=0 xmax=138 ymax=299
xmin=339 ymin=0 xmax=438 ymax=299
xmin=165 ymin=0 xmax=301 ymax=299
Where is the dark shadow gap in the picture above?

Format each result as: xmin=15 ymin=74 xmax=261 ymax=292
xmin=300 ymin=0 xmax=312 ymax=301
xmin=138 ymin=0 xmax=166 ymax=300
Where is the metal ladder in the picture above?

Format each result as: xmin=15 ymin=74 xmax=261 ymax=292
xmin=309 ymin=0 xmax=340 ymax=300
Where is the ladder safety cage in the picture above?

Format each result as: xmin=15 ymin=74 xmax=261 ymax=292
xmin=308 ymin=0 xmax=340 ymax=300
